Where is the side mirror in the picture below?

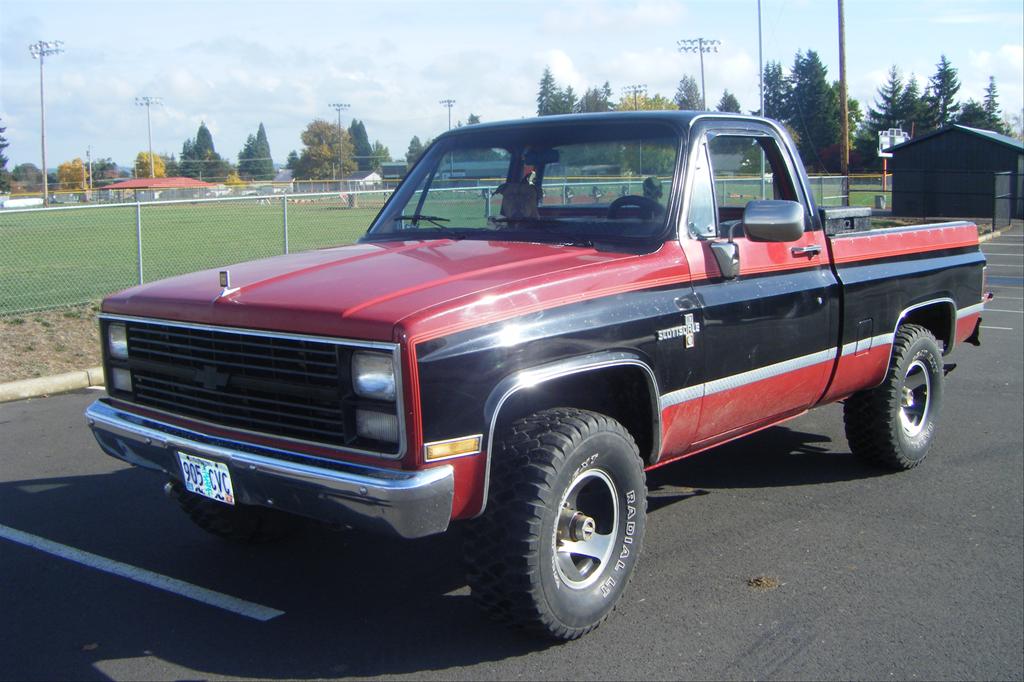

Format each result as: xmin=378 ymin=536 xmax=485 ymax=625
xmin=742 ymin=200 xmax=805 ymax=242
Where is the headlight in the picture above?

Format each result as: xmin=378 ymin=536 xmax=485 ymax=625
xmin=108 ymin=323 xmax=128 ymax=360
xmin=352 ymin=351 xmax=396 ymax=401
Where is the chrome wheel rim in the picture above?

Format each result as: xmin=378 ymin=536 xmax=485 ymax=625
xmin=899 ymin=359 xmax=931 ymax=437
xmin=554 ymin=468 xmax=619 ymax=590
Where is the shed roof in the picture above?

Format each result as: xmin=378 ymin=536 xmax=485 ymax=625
xmin=891 ymin=124 xmax=1024 ymax=153
xmin=102 ymin=176 xmax=217 ymax=190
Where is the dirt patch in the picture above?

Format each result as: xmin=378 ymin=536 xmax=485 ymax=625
xmin=1 ymin=304 xmax=102 ymax=382
xmin=746 ymin=576 xmax=781 ymax=591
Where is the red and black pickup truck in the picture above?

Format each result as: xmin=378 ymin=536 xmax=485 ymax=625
xmin=86 ymin=112 xmax=988 ymax=639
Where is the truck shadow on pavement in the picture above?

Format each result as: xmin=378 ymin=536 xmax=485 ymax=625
xmin=0 ymin=423 xmax=885 ymax=681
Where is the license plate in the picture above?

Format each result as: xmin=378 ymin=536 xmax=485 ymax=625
xmin=177 ymin=452 xmax=235 ymax=505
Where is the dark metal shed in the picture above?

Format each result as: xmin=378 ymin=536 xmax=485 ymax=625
xmin=890 ymin=124 xmax=1023 ymax=221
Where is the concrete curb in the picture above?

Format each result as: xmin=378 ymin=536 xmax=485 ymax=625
xmin=0 ymin=225 xmax=1013 ymax=404
xmin=0 ymin=366 xmax=104 ymax=404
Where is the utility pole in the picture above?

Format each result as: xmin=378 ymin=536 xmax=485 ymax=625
xmin=135 ymin=96 xmax=162 ymax=177
xmin=29 ymin=40 xmax=64 ymax=207
xmin=677 ymin=37 xmax=721 ymax=110
xmin=622 ymin=84 xmax=647 ymax=111
xmin=86 ymin=145 xmax=93 ymax=192
xmin=838 ymin=0 xmax=850 ymax=181
xmin=329 ymin=103 xmax=349 ymax=182
xmin=439 ymin=99 xmax=455 ymax=130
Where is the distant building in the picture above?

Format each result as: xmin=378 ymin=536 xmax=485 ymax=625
xmin=100 ymin=176 xmax=217 ymax=202
xmin=345 ymin=171 xmax=382 ymax=189
xmin=891 ymin=125 xmax=1023 ymax=220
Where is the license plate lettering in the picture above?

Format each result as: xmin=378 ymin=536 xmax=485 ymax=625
xmin=177 ymin=452 xmax=235 ymax=505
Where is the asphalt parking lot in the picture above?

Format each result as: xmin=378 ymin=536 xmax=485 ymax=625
xmin=1 ymin=228 xmax=1021 ymax=681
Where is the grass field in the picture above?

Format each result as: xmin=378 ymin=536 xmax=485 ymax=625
xmin=0 ymin=196 xmax=387 ymax=315
xmin=1 ymin=177 xmax=891 ymax=316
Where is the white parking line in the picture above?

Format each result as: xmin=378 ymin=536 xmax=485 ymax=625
xmin=0 ymin=523 xmax=284 ymax=622
xmin=986 ymin=309 xmax=1023 ymax=314
xmin=981 ymin=326 xmax=1014 ymax=331
xmin=983 ymin=252 xmax=1024 ymax=256
xmin=986 ymin=264 xmax=1023 ymax=268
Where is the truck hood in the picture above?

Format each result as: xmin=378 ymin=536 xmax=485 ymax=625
xmin=102 ymin=239 xmax=639 ymax=341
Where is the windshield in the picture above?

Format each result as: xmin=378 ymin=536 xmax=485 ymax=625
xmin=364 ymin=121 xmax=680 ymax=248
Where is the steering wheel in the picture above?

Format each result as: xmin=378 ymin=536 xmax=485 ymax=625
xmin=607 ymin=195 xmax=663 ymax=220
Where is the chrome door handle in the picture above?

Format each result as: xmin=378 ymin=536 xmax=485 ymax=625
xmin=791 ymin=244 xmax=822 ymax=257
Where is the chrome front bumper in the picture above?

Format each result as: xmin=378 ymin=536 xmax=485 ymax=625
xmin=85 ymin=399 xmax=454 ymax=539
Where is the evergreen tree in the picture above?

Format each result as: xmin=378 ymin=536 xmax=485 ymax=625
xmin=716 ymin=90 xmax=742 ymax=113
xmin=466 ymin=113 xmax=481 ymax=125
xmin=674 ymin=75 xmax=702 ymax=110
xmin=161 ymin=154 xmax=180 ymax=178
xmin=251 ymin=123 xmax=273 ymax=179
xmin=871 ymin=66 xmax=905 ymax=129
xmin=406 ymin=136 xmax=424 ymax=167
xmin=180 ymin=121 xmax=233 ymax=181
xmin=926 ymin=55 xmax=961 ymax=129
xmin=285 ymin=150 xmax=299 ymax=171
xmin=788 ymin=50 xmax=840 ymax=171
xmin=348 ymin=119 xmax=373 ymax=171
xmin=980 ymin=77 xmax=1009 ymax=134
xmin=537 ymin=67 xmax=560 ymax=116
xmin=577 ymin=83 xmax=615 ymax=113
xmin=898 ymin=74 xmax=929 ymax=134
xmin=956 ymin=100 xmax=992 ymax=129
xmin=0 ymin=118 xmax=10 ymax=193
xmin=761 ymin=61 xmax=791 ymax=120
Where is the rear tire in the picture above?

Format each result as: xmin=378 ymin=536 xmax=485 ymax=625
xmin=844 ymin=324 xmax=944 ymax=470
xmin=464 ymin=408 xmax=647 ymax=640
xmin=171 ymin=481 xmax=301 ymax=543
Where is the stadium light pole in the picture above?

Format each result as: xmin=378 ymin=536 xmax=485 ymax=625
xmin=677 ymin=37 xmax=721 ymax=110
xmin=329 ymin=103 xmax=350 ymax=181
xmin=622 ymin=84 xmax=647 ymax=111
xmin=29 ymin=40 xmax=64 ymax=206
xmin=439 ymin=99 xmax=455 ymax=130
xmin=135 ymin=96 xmax=163 ymax=178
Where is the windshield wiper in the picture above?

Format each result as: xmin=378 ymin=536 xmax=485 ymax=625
xmin=398 ymin=213 xmax=452 ymax=229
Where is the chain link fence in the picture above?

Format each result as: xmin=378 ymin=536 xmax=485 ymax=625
xmin=0 ymin=174 xmax=861 ymax=318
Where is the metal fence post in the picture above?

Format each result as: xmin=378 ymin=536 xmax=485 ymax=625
xmin=282 ymin=195 xmax=289 ymax=254
xmin=135 ymin=201 xmax=144 ymax=284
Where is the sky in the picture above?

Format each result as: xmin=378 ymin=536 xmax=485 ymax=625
xmin=1 ymin=0 xmax=1022 ymax=170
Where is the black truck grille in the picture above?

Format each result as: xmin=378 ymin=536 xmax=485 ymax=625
xmin=112 ymin=319 xmax=396 ymax=453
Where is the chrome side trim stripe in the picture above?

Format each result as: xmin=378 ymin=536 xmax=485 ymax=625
xmin=840 ymin=333 xmax=895 ymax=358
xmin=957 ymin=302 xmax=985 ymax=318
xmin=659 ymin=347 xmax=838 ymax=410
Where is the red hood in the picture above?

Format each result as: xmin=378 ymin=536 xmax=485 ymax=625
xmin=102 ymin=239 xmax=643 ymax=341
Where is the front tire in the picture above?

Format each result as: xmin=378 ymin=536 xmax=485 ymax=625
xmin=844 ymin=324 xmax=944 ymax=470
xmin=464 ymin=408 xmax=647 ymax=640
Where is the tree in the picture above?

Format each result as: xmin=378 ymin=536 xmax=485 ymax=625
xmin=57 ymin=158 xmax=88 ymax=190
xmin=898 ymin=74 xmax=930 ymax=134
xmin=370 ymin=140 xmax=391 ymax=172
xmin=466 ymin=113 xmax=482 ymax=125
xmin=979 ymin=77 xmax=1009 ymax=134
xmin=12 ymin=163 xmax=42 ymax=188
xmin=224 ymin=170 xmax=245 ymax=186
xmin=537 ymin=66 xmax=560 ymax=116
xmin=0 ymin=118 xmax=9 ymax=193
xmin=133 ymin=151 xmax=166 ymax=179
xmin=160 ymin=154 xmax=180 ymax=178
xmin=293 ymin=118 xmax=354 ymax=180
xmin=674 ymin=75 xmax=702 ymax=110
xmin=761 ymin=61 xmax=791 ymax=120
xmin=716 ymin=90 xmax=742 ymax=113
xmin=238 ymin=122 xmax=274 ymax=180
xmin=926 ymin=55 xmax=961 ymax=129
xmin=348 ymin=119 xmax=374 ymax=171
xmin=179 ymin=121 xmax=233 ymax=181
xmin=285 ymin=150 xmax=299 ymax=170
xmin=576 ymin=82 xmax=615 ymax=113
xmin=92 ymin=157 xmax=119 ymax=180
xmin=788 ymin=50 xmax=840 ymax=171
xmin=406 ymin=135 xmax=425 ymax=167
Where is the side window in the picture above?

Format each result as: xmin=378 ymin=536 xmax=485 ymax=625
xmin=685 ymin=143 xmax=716 ymax=239
xmin=707 ymin=134 xmax=798 ymax=237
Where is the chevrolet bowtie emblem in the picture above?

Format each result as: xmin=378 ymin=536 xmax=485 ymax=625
xmin=657 ymin=313 xmax=701 ymax=348
xmin=195 ymin=364 xmax=230 ymax=391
